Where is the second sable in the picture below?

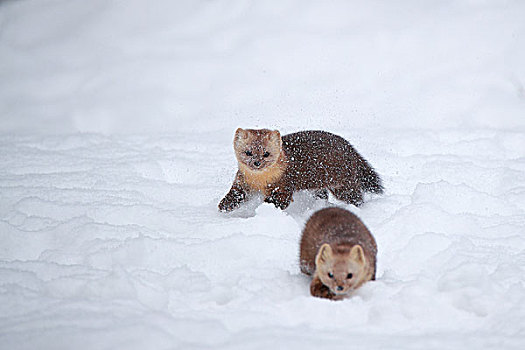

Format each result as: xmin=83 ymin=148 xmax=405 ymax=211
xmin=218 ymin=129 xmax=383 ymax=211
xmin=300 ymin=207 xmax=377 ymax=300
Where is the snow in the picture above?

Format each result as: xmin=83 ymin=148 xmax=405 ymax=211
xmin=1 ymin=0 xmax=524 ymax=349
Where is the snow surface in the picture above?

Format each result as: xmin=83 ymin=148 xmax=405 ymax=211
xmin=1 ymin=0 xmax=525 ymax=349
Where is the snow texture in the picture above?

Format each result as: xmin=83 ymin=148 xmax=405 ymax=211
xmin=1 ymin=0 xmax=525 ymax=349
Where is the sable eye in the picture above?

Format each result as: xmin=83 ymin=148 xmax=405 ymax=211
xmin=245 ymin=150 xmax=253 ymax=156
xmin=347 ymin=273 xmax=353 ymax=279
xmin=263 ymin=151 xmax=270 ymax=157
xmin=328 ymin=272 xmax=334 ymax=278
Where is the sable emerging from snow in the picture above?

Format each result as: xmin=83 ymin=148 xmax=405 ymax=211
xmin=300 ymin=207 xmax=377 ymax=300
xmin=218 ymin=128 xmax=383 ymax=211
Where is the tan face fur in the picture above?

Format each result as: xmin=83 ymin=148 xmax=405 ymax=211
xmin=315 ymin=243 xmax=366 ymax=296
xmin=234 ymin=128 xmax=282 ymax=171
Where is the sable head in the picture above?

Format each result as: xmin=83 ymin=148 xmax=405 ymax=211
xmin=315 ymin=243 xmax=366 ymax=296
xmin=234 ymin=128 xmax=282 ymax=171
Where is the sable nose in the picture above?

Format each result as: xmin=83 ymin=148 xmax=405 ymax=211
xmin=337 ymin=286 xmax=344 ymax=291
xmin=254 ymin=161 xmax=261 ymax=167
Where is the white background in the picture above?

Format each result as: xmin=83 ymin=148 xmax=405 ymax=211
xmin=1 ymin=1 xmax=524 ymax=349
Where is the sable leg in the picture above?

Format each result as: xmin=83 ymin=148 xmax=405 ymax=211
xmin=314 ymin=188 xmax=329 ymax=200
xmin=218 ymin=185 xmax=247 ymax=212
xmin=329 ymin=185 xmax=363 ymax=207
xmin=264 ymin=187 xmax=293 ymax=210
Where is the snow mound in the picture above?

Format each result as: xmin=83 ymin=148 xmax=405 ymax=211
xmin=1 ymin=130 xmax=524 ymax=349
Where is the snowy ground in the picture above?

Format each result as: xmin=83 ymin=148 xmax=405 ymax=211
xmin=1 ymin=0 xmax=525 ymax=349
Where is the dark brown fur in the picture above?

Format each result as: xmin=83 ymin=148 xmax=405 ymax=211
xmin=300 ymin=207 xmax=377 ymax=300
xmin=218 ymin=129 xmax=383 ymax=211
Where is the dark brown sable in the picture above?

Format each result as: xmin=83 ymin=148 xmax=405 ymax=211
xmin=218 ymin=129 xmax=383 ymax=212
xmin=300 ymin=207 xmax=377 ymax=300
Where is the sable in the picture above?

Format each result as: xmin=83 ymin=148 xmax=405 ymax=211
xmin=299 ymin=207 xmax=377 ymax=300
xmin=218 ymin=128 xmax=383 ymax=211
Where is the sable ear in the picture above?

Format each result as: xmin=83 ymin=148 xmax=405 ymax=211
xmin=315 ymin=243 xmax=333 ymax=266
xmin=234 ymin=128 xmax=248 ymax=150
xmin=269 ymin=130 xmax=282 ymax=148
xmin=235 ymin=128 xmax=247 ymax=140
xmin=350 ymin=245 xmax=365 ymax=264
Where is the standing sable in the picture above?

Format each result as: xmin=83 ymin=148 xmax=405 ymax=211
xmin=300 ymin=207 xmax=377 ymax=300
xmin=218 ymin=128 xmax=383 ymax=211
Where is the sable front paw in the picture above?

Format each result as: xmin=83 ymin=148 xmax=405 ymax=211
xmin=264 ymin=190 xmax=292 ymax=210
xmin=218 ymin=197 xmax=240 ymax=212
xmin=310 ymin=281 xmax=335 ymax=300
xmin=218 ymin=189 xmax=246 ymax=212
